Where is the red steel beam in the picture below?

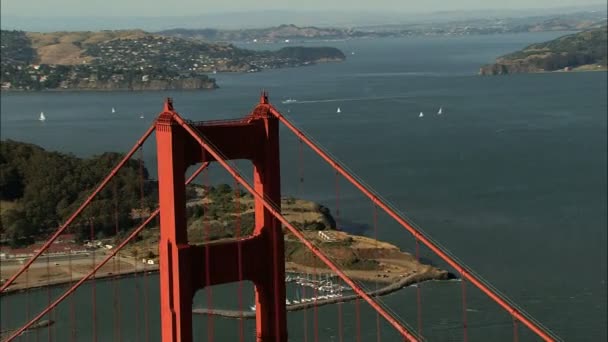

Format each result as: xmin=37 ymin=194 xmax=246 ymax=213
xmin=267 ymin=107 xmax=558 ymax=342
xmin=175 ymin=117 xmax=420 ymax=342
xmin=0 ymin=125 xmax=157 ymax=293
xmin=5 ymin=162 xmax=209 ymax=341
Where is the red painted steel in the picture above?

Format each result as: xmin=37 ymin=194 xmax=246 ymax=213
xmin=5 ymin=162 xmax=209 ymax=341
xmin=0 ymin=124 xmax=156 ymax=293
xmin=175 ymin=114 xmax=420 ymax=342
xmin=156 ymin=96 xmax=287 ymax=342
xmin=268 ymin=107 xmax=558 ymax=342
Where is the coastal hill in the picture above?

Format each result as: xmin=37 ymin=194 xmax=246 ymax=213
xmin=159 ymin=24 xmax=356 ymax=42
xmin=479 ymin=26 xmax=607 ymax=75
xmin=0 ymin=30 xmax=345 ymax=91
xmin=157 ymin=12 xmax=607 ymax=43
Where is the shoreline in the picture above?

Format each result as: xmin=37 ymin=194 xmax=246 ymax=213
xmin=1 ymin=260 xmax=452 ymax=296
xmin=193 ymin=271 xmax=458 ymax=319
xmin=0 ymin=267 xmax=158 ymax=295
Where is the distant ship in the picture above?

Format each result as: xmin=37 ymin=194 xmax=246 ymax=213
xmin=282 ymin=98 xmax=297 ymax=104
xmin=39 ymin=112 xmax=46 ymax=121
xmin=437 ymin=107 xmax=443 ymax=115
xmin=111 ymin=107 xmax=116 ymax=113
xmin=336 ymin=107 xmax=341 ymax=113
xmin=419 ymin=112 xmax=424 ymax=118
xmin=140 ymin=114 xmax=145 ymax=119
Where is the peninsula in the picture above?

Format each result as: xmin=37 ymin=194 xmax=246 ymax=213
xmin=479 ymin=26 xmax=607 ymax=75
xmin=0 ymin=141 xmax=451 ymax=293
xmin=0 ymin=30 xmax=345 ymax=91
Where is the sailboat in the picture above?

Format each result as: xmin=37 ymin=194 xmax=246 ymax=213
xmin=336 ymin=107 xmax=341 ymax=114
xmin=139 ymin=113 xmax=145 ymax=119
xmin=419 ymin=112 xmax=424 ymax=118
xmin=39 ymin=112 xmax=46 ymax=121
xmin=111 ymin=107 xmax=116 ymax=113
xmin=437 ymin=107 xmax=443 ymax=115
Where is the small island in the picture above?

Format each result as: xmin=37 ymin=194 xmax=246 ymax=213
xmin=0 ymin=30 xmax=345 ymax=91
xmin=479 ymin=25 xmax=607 ymax=75
xmin=0 ymin=140 xmax=450 ymax=295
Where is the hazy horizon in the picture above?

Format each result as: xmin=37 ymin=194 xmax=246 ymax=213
xmin=0 ymin=1 xmax=605 ymax=31
xmin=1 ymin=0 xmax=606 ymax=17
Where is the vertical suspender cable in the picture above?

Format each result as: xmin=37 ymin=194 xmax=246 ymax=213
xmin=335 ymin=170 xmax=343 ymax=342
xmin=90 ymin=219 xmax=97 ymax=342
xmin=313 ymin=256 xmax=319 ymax=342
xmin=26 ymin=266 xmax=30 ymax=342
xmin=298 ymin=138 xmax=308 ymax=342
xmin=374 ymin=204 xmax=381 ymax=342
xmin=234 ymin=180 xmax=245 ymax=341
xmin=415 ymin=239 xmax=423 ymax=338
xmin=138 ymin=147 xmax=150 ymax=342
xmin=462 ymin=277 xmax=468 ymax=342
xmin=513 ymin=317 xmax=519 ymax=342
xmin=46 ymin=249 xmax=51 ymax=342
xmin=203 ymin=167 xmax=214 ymax=341
xmin=113 ymin=180 xmax=121 ymax=342
xmin=69 ymin=237 xmax=76 ymax=342
xmin=134 ymin=247 xmax=140 ymax=342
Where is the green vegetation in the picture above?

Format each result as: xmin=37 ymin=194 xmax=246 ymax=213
xmin=0 ymin=30 xmax=35 ymax=65
xmin=0 ymin=140 xmax=157 ymax=246
xmin=480 ymin=26 xmax=608 ymax=75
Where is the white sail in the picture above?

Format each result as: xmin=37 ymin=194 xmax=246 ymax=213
xmin=336 ymin=107 xmax=341 ymax=113
xmin=419 ymin=112 xmax=424 ymax=118
xmin=39 ymin=112 xmax=46 ymax=121
xmin=111 ymin=107 xmax=116 ymax=113
xmin=438 ymin=107 xmax=443 ymax=115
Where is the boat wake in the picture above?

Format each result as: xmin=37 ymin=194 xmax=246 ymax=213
xmin=291 ymin=94 xmax=415 ymax=105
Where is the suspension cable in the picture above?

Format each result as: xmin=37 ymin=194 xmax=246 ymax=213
xmin=6 ymin=162 xmax=209 ymax=341
xmin=177 ymin=117 xmax=419 ymax=342
xmin=270 ymin=107 xmax=560 ymax=341
xmin=0 ymin=125 xmax=155 ymax=293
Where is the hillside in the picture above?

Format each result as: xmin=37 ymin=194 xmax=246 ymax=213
xmin=479 ymin=26 xmax=607 ymax=75
xmin=159 ymin=24 xmax=354 ymax=42
xmin=0 ymin=140 xmax=157 ymax=246
xmin=0 ymin=30 xmax=345 ymax=91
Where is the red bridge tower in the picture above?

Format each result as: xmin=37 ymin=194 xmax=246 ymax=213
xmin=155 ymin=93 xmax=287 ymax=341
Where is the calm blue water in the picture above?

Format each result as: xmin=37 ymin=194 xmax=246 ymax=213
xmin=1 ymin=32 xmax=606 ymax=341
